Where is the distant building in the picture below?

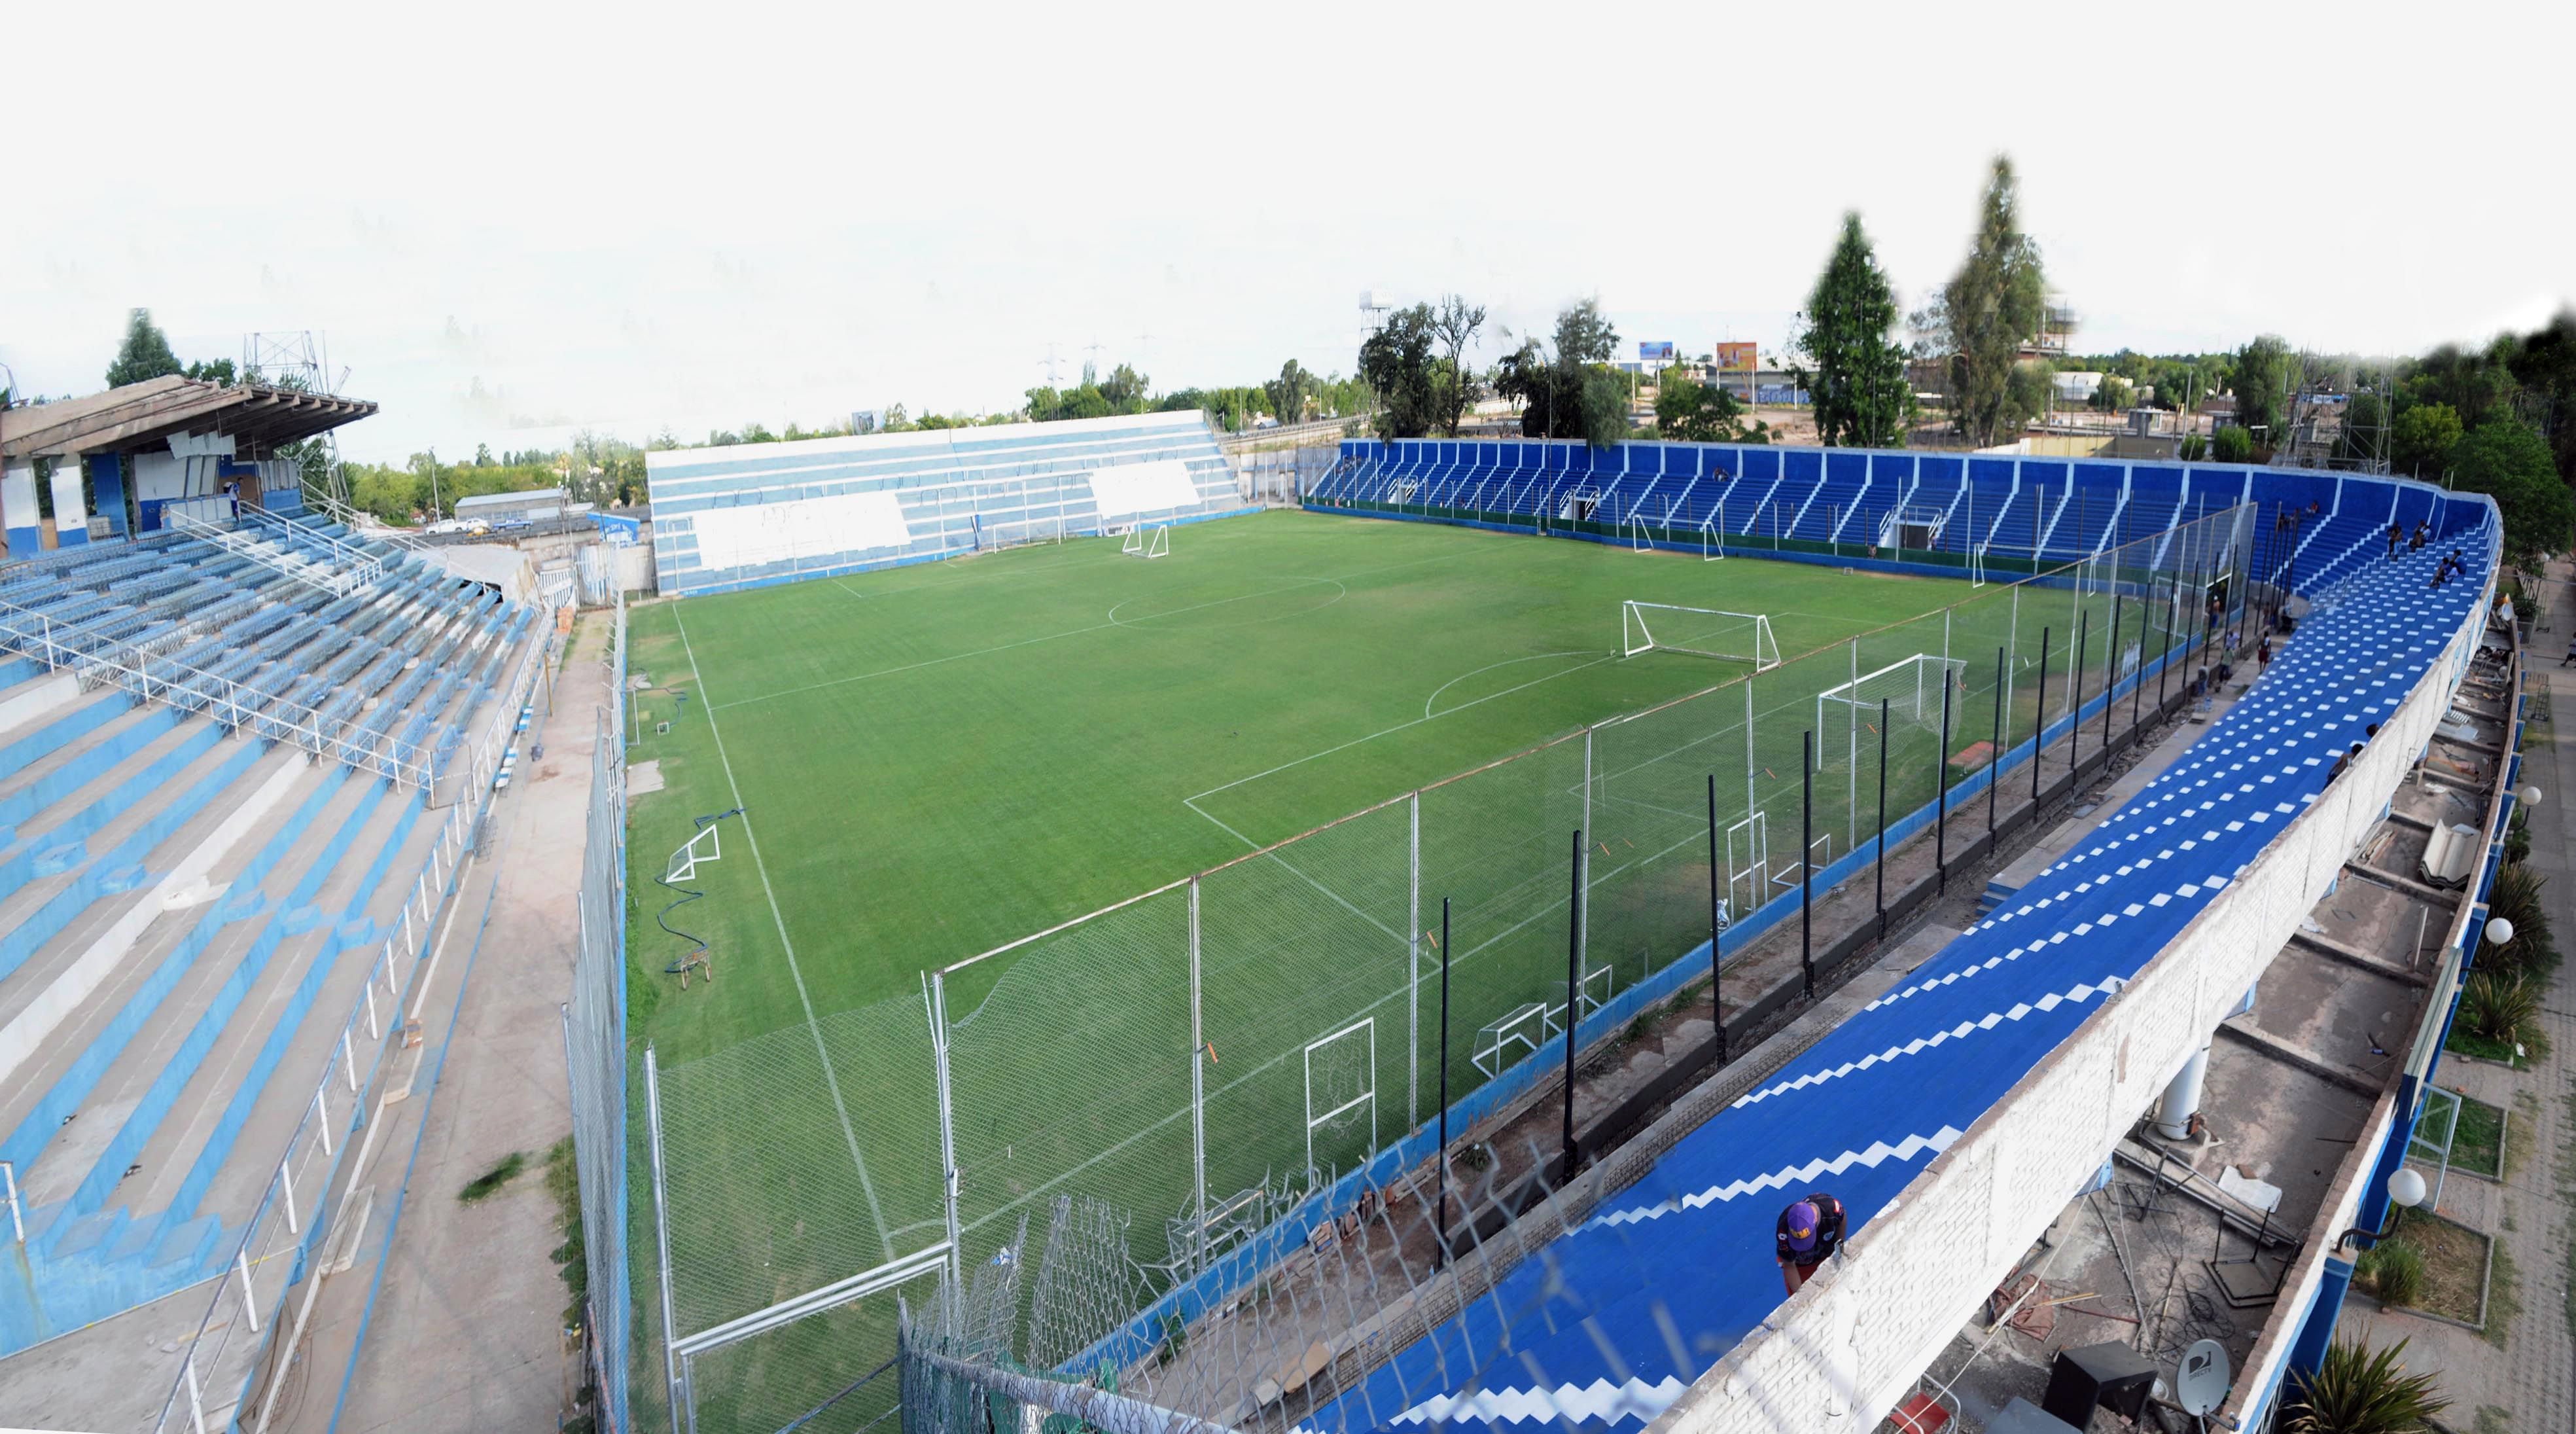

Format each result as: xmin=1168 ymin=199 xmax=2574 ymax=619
xmin=453 ymin=487 xmax=567 ymax=524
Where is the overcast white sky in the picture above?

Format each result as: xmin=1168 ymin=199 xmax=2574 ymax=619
xmin=5 ymin=1 xmax=2568 ymax=464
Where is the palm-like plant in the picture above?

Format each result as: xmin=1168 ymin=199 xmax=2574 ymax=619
xmin=2287 ymin=1333 xmax=2448 ymax=1433
xmin=2459 ymin=971 xmax=2540 ymax=1046
xmin=2481 ymin=862 xmax=2555 ymax=980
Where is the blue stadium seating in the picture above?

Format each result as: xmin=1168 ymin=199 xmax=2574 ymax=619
xmin=1283 ymin=441 xmax=2498 ymax=1431
xmin=0 ymin=512 xmax=538 ymax=1352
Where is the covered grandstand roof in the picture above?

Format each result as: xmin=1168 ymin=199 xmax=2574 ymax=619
xmin=0 ymin=376 xmax=377 ymax=461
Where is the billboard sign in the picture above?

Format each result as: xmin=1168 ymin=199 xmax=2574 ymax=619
xmin=1638 ymin=341 xmax=1676 ymax=361
xmin=1716 ymin=341 xmax=1758 ymax=372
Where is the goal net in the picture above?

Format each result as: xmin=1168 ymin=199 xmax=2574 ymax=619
xmin=1816 ymin=653 xmax=1969 ymax=740
xmin=1622 ymin=602 xmax=1780 ymax=669
xmin=1303 ymin=1018 xmax=1375 ymax=1182
xmin=1121 ymin=525 xmax=1170 ymax=559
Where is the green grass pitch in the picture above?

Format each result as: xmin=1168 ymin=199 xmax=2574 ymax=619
xmin=619 ymin=508 xmax=2020 ymax=1062
xmin=620 ymin=507 xmax=2195 ymax=1425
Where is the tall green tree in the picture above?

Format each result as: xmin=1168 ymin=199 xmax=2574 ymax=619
xmin=2230 ymin=335 xmax=2293 ymax=448
xmin=2391 ymin=403 xmax=2462 ymax=478
xmin=1358 ymin=304 xmax=1455 ymax=440
xmin=2504 ymin=309 xmax=2576 ymax=482
xmin=1491 ymin=300 xmax=1629 ymax=451
xmin=2408 ymin=338 xmax=2519 ymax=431
xmin=1262 ymin=360 xmax=1314 ymax=426
xmin=1654 ymin=370 xmax=1756 ymax=443
xmin=1797 ymin=213 xmax=1912 ymax=447
xmin=106 ymin=308 xmax=183 ymax=387
xmin=2451 ymin=415 xmax=2571 ymax=564
xmin=1097 ymin=363 xmax=1151 ymax=414
xmin=1915 ymin=157 xmax=2047 ymax=446
xmin=1429 ymin=295 xmax=1489 ymax=437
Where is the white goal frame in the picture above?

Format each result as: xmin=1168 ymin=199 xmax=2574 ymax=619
xmin=1816 ymin=654 xmax=1968 ymax=742
xmin=1622 ymin=602 xmax=1781 ymax=668
xmin=1303 ymin=1017 xmax=1376 ymax=1180
xmin=1724 ymin=813 xmax=1768 ymax=918
xmin=667 ymin=822 xmax=724 ymax=882
xmin=1121 ymin=525 xmax=1170 ymax=559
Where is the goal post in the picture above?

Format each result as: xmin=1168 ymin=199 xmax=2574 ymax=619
xmin=1815 ymin=653 xmax=1970 ymax=742
xmin=1121 ymin=525 xmax=1169 ymax=559
xmin=1303 ymin=1017 xmax=1376 ymax=1183
xmin=1622 ymin=602 xmax=1780 ymax=669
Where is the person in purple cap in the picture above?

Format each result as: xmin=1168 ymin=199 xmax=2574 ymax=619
xmin=1774 ymin=1191 xmax=1848 ymax=1294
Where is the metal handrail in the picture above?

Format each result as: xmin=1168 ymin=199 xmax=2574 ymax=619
xmin=0 ymin=593 xmax=435 ymax=793
xmin=238 ymin=505 xmax=387 ymax=588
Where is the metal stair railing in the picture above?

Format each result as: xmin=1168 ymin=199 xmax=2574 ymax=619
xmin=0 ymin=594 xmax=434 ymax=793
xmin=237 ymin=505 xmax=385 ymax=590
xmin=306 ymin=492 xmax=471 ymax=579
xmin=166 ymin=509 xmax=372 ymax=600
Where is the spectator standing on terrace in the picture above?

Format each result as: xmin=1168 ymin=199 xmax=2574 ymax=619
xmin=2388 ymin=521 xmax=2403 ymax=560
xmin=2257 ymin=636 xmax=2273 ymax=673
xmin=1776 ymin=1192 xmax=1848 ymax=1295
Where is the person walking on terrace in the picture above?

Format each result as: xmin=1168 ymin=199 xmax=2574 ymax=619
xmin=1776 ymin=1192 xmax=1848 ymax=1295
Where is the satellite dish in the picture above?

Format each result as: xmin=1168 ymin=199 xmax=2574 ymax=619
xmin=2177 ymin=1338 xmax=2232 ymax=1416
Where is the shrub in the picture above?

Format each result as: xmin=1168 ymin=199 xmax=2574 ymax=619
xmin=2213 ymin=425 xmax=2254 ymax=463
xmin=2481 ymin=863 xmax=2554 ymax=979
xmin=2287 ymin=1332 xmax=2448 ymax=1433
xmin=2357 ymin=1240 xmax=2426 ymax=1308
xmin=2458 ymin=971 xmax=2539 ymax=1047
xmin=2179 ymin=433 xmax=2208 ymax=462
xmin=458 ymin=1150 xmax=529 ymax=1204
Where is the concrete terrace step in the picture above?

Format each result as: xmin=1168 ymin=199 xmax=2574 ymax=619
xmin=0 ymin=757 xmax=333 ymax=1198
xmin=17 ymin=767 xmax=374 ymax=1218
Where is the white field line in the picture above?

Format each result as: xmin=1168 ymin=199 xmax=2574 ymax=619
xmin=674 ymin=605 xmax=896 ymax=1261
xmin=1181 ymin=797 xmax=1405 ymax=947
xmin=1187 ymin=653 xmax=1621 ymax=808
xmin=716 ymin=578 xmax=1337 ymax=711
xmin=718 ymin=533 xmax=1513 ymax=713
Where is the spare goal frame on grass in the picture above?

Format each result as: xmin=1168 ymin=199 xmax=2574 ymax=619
xmin=1621 ymin=601 xmax=1781 ymax=668
xmin=1120 ymin=525 xmax=1170 ymax=559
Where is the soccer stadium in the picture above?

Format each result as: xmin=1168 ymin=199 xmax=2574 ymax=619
xmin=0 ymin=397 xmax=2526 ymax=1434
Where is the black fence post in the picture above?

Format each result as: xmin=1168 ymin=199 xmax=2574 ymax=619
xmin=1801 ymin=731 xmax=1814 ymax=998
xmin=2155 ymin=578 xmax=2176 ymax=715
xmin=2104 ymin=590 xmax=2122 ymax=758
xmin=1936 ymin=679 xmax=1953 ymax=895
xmin=1707 ymin=775 xmax=1726 ymax=1069
xmin=1988 ymin=646 xmax=2004 ymax=838
xmin=2033 ymin=626 xmax=2051 ymax=805
xmin=1438 ymin=896 xmax=1451 ymax=1247
xmin=1874 ymin=698 xmax=1889 ymax=944
xmin=1563 ymin=829 xmax=1581 ymax=1177
xmin=2070 ymin=611 xmax=2089 ymax=783
xmin=2130 ymin=577 xmax=2147 ymax=734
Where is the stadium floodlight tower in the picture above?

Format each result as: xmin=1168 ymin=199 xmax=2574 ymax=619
xmin=1621 ymin=601 xmax=1780 ymax=669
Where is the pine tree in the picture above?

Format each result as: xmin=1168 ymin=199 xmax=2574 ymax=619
xmin=1926 ymin=158 xmax=2047 ymax=446
xmin=105 ymin=308 xmax=184 ymax=388
xmin=1799 ymin=213 xmax=1912 ymax=448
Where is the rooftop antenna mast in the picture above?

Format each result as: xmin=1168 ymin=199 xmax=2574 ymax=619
xmin=239 ymin=331 xmax=352 ymax=506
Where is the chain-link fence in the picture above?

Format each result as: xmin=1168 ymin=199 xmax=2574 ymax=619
xmin=569 ymin=591 xmax=635 ymax=1434
xmin=638 ymin=505 xmax=2266 ymax=1433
